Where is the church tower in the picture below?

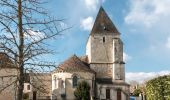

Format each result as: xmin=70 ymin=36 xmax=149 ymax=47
xmin=86 ymin=7 xmax=129 ymax=100
xmin=86 ymin=7 xmax=125 ymax=81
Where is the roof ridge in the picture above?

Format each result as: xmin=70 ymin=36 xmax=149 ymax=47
xmin=90 ymin=6 xmax=120 ymax=35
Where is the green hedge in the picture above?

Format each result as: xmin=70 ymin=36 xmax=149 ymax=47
xmin=145 ymin=75 xmax=170 ymax=100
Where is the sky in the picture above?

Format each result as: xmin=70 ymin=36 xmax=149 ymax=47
xmin=39 ymin=0 xmax=170 ymax=82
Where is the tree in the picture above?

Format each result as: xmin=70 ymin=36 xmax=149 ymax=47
xmin=145 ymin=75 xmax=170 ymax=100
xmin=74 ymin=81 xmax=90 ymax=100
xmin=0 ymin=0 xmax=67 ymax=100
xmin=133 ymin=88 xmax=142 ymax=96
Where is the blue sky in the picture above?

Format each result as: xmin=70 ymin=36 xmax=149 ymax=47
xmin=41 ymin=0 xmax=170 ymax=82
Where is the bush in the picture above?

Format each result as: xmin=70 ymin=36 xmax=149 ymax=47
xmin=23 ymin=93 xmax=29 ymax=99
xmin=145 ymin=75 xmax=170 ymax=100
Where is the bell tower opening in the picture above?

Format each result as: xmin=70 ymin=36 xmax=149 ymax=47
xmin=103 ymin=37 xmax=105 ymax=43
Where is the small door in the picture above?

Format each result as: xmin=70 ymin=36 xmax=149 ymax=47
xmin=117 ymin=90 xmax=121 ymax=100
xmin=33 ymin=91 xmax=37 ymax=100
xmin=106 ymin=89 xmax=110 ymax=99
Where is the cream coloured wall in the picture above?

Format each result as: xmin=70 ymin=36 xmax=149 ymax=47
xmin=86 ymin=36 xmax=92 ymax=62
xmin=52 ymin=71 xmax=95 ymax=100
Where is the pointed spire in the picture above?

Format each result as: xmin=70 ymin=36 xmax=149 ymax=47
xmin=91 ymin=6 xmax=120 ymax=35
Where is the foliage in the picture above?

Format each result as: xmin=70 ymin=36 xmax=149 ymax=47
xmin=74 ymin=81 xmax=90 ymax=100
xmin=133 ymin=88 xmax=142 ymax=96
xmin=145 ymin=75 xmax=170 ymax=100
xmin=23 ymin=93 xmax=29 ymax=99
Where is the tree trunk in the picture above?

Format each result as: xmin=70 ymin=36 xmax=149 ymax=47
xmin=17 ymin=0 xmax=24 ymax=100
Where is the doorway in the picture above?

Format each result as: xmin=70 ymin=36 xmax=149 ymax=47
xmin=106 ymin=89 xmax=110 ymax=99
xmin=33 ymin=91 xmax=37 ymax=100
xmin=117 ymin=90 xmax=121 ymax=100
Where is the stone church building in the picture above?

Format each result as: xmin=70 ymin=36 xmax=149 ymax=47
xmin=0 ymin=7 xmax=130 ymax=100
xmin=51 ymin=7 xmax=130 ymax=100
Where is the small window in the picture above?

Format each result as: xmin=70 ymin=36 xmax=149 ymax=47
xmin=27 ymin=85 xmax=30 ymax=90
xmin=103 ymin=37 xmax=105 ymax=43
xmin=73 ymin=76 xmax=78 ymax=87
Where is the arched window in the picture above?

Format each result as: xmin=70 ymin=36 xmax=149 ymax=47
xmin=73 ymin=76 xmax=78 ymax=87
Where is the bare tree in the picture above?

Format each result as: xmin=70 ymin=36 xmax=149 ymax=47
xmin=0 ymin=0 xmax=67 ymax=100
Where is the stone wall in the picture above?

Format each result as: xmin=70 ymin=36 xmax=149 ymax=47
xmin=0 ymin=68 xmax=18 ymax=100
xmin=96 ymin=84 xmax=130 ymax=100
xmin=90 ymin=63 xmax=113 ymax=78
xmin=90 ymin=34 xmax=113 ymax=63
xmin=29 ymin=73 xmax=52 ymax=100
xmin=112 ymin=64 xmax=125 ymax=81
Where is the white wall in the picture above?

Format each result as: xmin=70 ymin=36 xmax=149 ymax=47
xmin=23 ymin=83 xmax=31 ymax=93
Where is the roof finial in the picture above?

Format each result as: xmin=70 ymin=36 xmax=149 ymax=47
xmin=99 ymin=0 xmax=103 ymax=7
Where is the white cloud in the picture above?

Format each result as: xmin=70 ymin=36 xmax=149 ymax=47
xmin=166 ymin=37 xmax=170 ymax=49
xmin=125 ymin=0 xmax=170 ymax=27
xmin=84 ymin=0 xmax=105 ymax=10
xmin=80 ymin=16 xmax=94 ymax=31
xmin=123 ymin=52 xmax=132 ymax=62
xmin=126 ymin=70 xmax=170 ymax=83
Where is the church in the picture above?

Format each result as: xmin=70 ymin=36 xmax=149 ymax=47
xmin=51 ymin=7 xmax=130 ymax=100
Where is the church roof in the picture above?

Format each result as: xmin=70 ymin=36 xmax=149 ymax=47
xmin=54 ymin=55 xmax=95 ymax=73
xmin=96 ymin=78 xmax=130 ymax=86
xmin=91 ymin=7 xmax=120 ymax=35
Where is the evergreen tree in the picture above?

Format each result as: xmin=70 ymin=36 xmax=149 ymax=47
xmin=74 ymin=81 xmax=90 ymax=100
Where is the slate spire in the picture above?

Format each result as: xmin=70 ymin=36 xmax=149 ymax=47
xmin=91 ymin=6 xmax=120 ymax=35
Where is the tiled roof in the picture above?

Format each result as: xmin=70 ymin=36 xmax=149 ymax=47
xmin=54 ymin=55 xmax=95 ymax=73
xmin=0 ymin=52 xmax=15 ymax=68
xmin=91 ymin=7 xmax=120 ymax=35
xmin=79 ymin=55 xmax=89 ymax=66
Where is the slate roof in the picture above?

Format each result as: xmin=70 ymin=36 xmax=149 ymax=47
xmin=96 ymin=78 xmax=130 ymax=86
xmin=54 ymin=55 xmax=95 ymax=73
xmin=91 ymin=7 xmax=120 ymax=35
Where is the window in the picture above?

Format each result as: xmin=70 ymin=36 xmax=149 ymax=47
xmin=27 ymin=85 xmax=30 ymax=90
xmin=103 ymin=37 xmax=105 ymax=43
xmin=59 ymin=79 xmax=64 ymax=88
xmin=106 ymin=89 xmax=110 ymax=99
xmin=73 ymin=76 xmax=78 ymax=87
